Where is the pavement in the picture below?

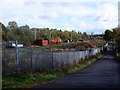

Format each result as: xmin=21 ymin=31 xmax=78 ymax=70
xmin=32 ymin=51 xmax=120 ymax=89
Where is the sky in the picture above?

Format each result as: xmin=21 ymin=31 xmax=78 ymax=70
xmin=0 ymin=0 xmax=119 ymax=34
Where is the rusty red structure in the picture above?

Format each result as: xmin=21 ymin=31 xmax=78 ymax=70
xmin=34 ymin=39 xmax=48 ymax=46
xmin=48 ymin=37 xmax=61 ymax=44
xmin=34 ymin=37 xmax=62 ymax=46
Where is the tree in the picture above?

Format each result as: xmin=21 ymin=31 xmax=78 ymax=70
xmin=5 ymin=21 xmax=19 ymax=41
xmin=19 ymin=25 xmax=30 ymax=30
xmin=71 ymin=30 xmax=78 ymax=42
xmin=113 ymin=28 xmax=120 ymax=52
xmin=83 ymin=32 xmax=87 ymax=35
xmin=7 ymin=21 xmax=18 ymax=30
xmin=81 ymin=32 xmax=90 ymax=40
xmin=104 ymin=29 xmax=113 ymax=41
xmin=62 ymin=31 xmax=70 ymax=41
xmin=0 ymin=22 xmax=7 ymax=41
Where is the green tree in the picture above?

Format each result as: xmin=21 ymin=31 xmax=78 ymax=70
xmin=81 ymin=32 xmax=90 ymax=40
xmin=0 ymin=22 xmax=8 ymax=41
xmin=71 ymin=30 xmax=78 ymax=42
xmin=7 ymin=21 xmax=18 ymax=30
xmin=19 ymin=25 xmax=30 ymax=30
xmin=104 ymin=29 xmax=113 ymax=41
xmin=113 ymin=28 xmax=120 ymax=52
xmin=63 ymin=31 xmax=70 ymax=41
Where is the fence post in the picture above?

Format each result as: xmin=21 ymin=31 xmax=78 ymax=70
xmin=15 ymin=40 xmax=19 ymax=71
xmin=30 ymin=47 xmax=32 ymax=72
xmin=52 ymin=51 xmax=54 ymax=69
xmin=3 ymin=43 xmax=7 ymax=75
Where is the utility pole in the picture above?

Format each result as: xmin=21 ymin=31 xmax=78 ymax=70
xmin=50 ymin=31 xmax=52 ymax=38
xmin=118 ymin=1 xmax=120 ymax=28
xmin=91 ymin=32 xmax=94 ymax=40
xmin=15 ymin=40 xmax=19 ymax=71
xmin=78 ymin=31 xmax=80 ymax=42
xmin=34 ymin=29 xmax=36 ymax=41
xmin=70 ymin=31 xmax=73 ymax=42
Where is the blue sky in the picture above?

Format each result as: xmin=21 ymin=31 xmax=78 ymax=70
xmin=0 ymin=0 xmax=119 ymax=34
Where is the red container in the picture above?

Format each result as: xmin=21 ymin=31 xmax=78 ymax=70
xmin=56 ymin=37 xmax=61 ymax=43
xmin=34 ymin=39 xmax=48 ymax=46
xmin=48 ymin=37 xmax=62 ymax=44
xmin=42 ymin=40 xmax=48 ymax=46
xmin=48 ymin=38 xmax=55 ymax=44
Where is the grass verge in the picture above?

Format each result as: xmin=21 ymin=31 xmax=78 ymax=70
xmin=2 ymin=53 xmax=103 ymax=88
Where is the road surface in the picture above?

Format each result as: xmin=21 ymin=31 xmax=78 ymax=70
xmin=32 ymin=51 xmax=120 ymax=89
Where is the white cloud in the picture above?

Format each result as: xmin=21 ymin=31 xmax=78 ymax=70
xmin=9 ymin=0 xmax=119 ymax=3
xmin=50 ymin=11 xmax=59 ymax=18
xmin=39 ymin=11 xmax=59 ymax=20
xmin=0 ymin=0 xmax=119 ymax=34
xmin=96 ymin=3 xmax=118 ymax=30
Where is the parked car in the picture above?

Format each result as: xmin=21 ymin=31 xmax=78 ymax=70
xmin=6 ymin=42 xmax=23 ymax=48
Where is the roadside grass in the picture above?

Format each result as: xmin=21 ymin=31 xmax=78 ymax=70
xmin=2 ymin=72 xmax=64 ymax=88
xmin=2 ymin=53 xmax=103 ymax=88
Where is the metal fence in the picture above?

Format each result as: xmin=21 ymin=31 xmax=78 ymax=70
xmin=2 ymin=45 xmax=16 ymax=75
xmin=2 ymin=45 xmax=104 ymax=75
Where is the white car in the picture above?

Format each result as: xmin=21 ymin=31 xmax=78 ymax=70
xmin=6 ymin=43 xmax=23 ymax=48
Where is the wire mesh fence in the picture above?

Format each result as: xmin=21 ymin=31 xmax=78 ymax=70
xmin=2 ymin=44 xmax=104 ymax=75
xmin=2 ymin=44 xmax=16 ymax=75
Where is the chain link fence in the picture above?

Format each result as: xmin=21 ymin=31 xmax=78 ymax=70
xmin=2 ymin=44 xmax=16 ymax=75
xmin=2 ymin=44 xmax=104 ymax=75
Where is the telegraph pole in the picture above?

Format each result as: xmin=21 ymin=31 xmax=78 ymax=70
xmin=118 ymin=1 xmax=120 ymax=28
xmin=78 ymin=31 xmax=80 ymax=42
xmin=91 ymin=32 xmax=94 ymax=40
xmin=34 ymin=29 xmax=36 ymax=41
xmin=15 ymin=40 xmax=19 ymax=71
xmin=70 ymin=31 xmax=73 ymax=42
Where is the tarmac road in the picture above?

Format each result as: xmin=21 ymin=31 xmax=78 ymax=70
xmin=32 ymin=51 xmax=120 ymax=89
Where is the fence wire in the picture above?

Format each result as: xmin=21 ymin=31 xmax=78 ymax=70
xmin=2 ymin=45 xmax=104 ymax=75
